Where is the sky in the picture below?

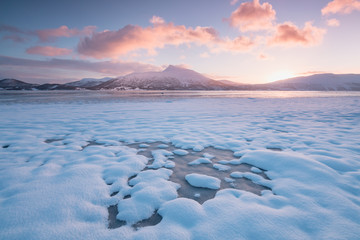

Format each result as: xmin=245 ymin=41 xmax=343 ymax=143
xmin=0 ymin=0 xmax=359 ymax=84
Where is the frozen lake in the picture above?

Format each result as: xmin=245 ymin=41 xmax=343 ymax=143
xmin=0 ymin=91 xmax=359 ymax=239
xmin=1 ymin=90 xmax=360 ymax=104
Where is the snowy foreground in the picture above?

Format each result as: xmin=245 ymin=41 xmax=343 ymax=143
xmin=1 ymin=92 xmax=360 ymax=239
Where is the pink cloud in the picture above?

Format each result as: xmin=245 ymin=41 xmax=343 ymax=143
xmin=78 ymin=16 xmax=254 ymax=59
xmin=26 ymin=46 xmax=72 ymax=56
xmin=216 ymin=36 xmax=255 ymax=53
xmin=227 ymin=0 xmax=276 ymax=32
xmin=36 ymin=25 xmax=96 ymax=42
xmin=268 ymin=22 xmax=326 ymax=47
xmin=322 ymin=0 xmax=360 ymax=15
xmin=327 ymin=18 xmax=341 ymax=26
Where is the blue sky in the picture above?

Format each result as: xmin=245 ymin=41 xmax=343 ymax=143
xmin=1 ymin=0 xmax=359 ymax=84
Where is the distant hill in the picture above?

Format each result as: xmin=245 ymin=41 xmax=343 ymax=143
xmin=1 ymin=70 xmax=360 ymax=91
xmin=65 ymin=77 xmax=113 ymax=88
xmin=257 ymin=74 xmax=360 ymax=91
xmin=0 ymin=79 xmax=37 ymax=90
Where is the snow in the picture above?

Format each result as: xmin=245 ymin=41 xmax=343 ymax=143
xmin=118 ymin=168 xmax=180 ymax=224
xmin=173 ymin=149 xmax=189 ymax=156
xmin=157 ymin=144 xmax=168 ymax=149
xmin=217 ymin=159 xmax=242 ymax=165
xmin=65 ymin=77 xmax=112 ymax=87
xmin=202 ymin=153 xmax=214 ymax=159
xmin=213 ymin=163 xmax=231 ymax=171
xmin=269 ymin=73 xmax=360 ymax=91
xmin=251 ymin=166 xmax=262 ymax=173
xmin=188 ymin=157 xmax=212 ymax=165
xmin=1 ymin=91 xmax=360 ymax=240
xmin=185 ymin=173 xmax=221 ymax=190
xmin=147 ymin=149 xmax=173 ymax=169
xmin=139 ymin=143 xmax=150 ymax=148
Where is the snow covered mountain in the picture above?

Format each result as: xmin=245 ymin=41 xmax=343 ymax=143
xmin=65 ymin=77 xmax=113 ymax=88
xmin=260 ymin=74 xmax=360 ymax=91
xmin=2 ymin=72 xmax=360 ymax=91
xmin=93 ymin=65 xmax=231 ymax=90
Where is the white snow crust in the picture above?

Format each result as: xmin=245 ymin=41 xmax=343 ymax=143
xmin=1 ymin=94 xmax=360 ymax=240
xmin=188 ymin=157 xmax=212 ymax=165
xmin=185 ymin=173 xmax=221 ymax=190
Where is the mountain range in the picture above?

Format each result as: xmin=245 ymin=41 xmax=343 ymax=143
xmin=1 ymin=65 xmax=360 ymax=91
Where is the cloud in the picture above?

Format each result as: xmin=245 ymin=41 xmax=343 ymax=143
xmin=216 ymin=36 xmax=255 ymax=52
xmin=36 ymin=25 xmax=96 ymax=42
xmin=268 ymin=22 xmax=326 ymax=47
xmin=322 ymin=0 xmax=360 ymax=15
xmin=77 ymin=16 xmax=255 ymax=59
xmin=0 ymin=24 xmax=32 ymax=43
xmin=327 ymin=18 xmax=341 ymax=26
xmin=200 ymin=52 xmax=210 ymax=58
xmin=149 ymin=16 xmax=165 ymax=25
xmin=227 ymin=0 xmax=276 ymax=32
xmin=230 ymin=0 xmax=239 ymax=6
xmin=0 ymin=55 xmax=161 ymax=79
xmin=0 ymin=24 xmax=96 ymax=43
xmin=258 ymin=53 xmax=269 ymax=60
xmin=2 ymin=35 xmax=28 ymax=43
xmin=0 ymin=24 xmax=27 ymax=34
xmin=26 ymin=46 xmax=72 ymax=56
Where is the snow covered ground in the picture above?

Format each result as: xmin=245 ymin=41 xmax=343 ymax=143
xmin=0 ymin=91 xmax=360 ymax=239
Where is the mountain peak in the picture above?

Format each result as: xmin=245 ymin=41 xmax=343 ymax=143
xmin=163 ymin=65 xmax=188 ymax=73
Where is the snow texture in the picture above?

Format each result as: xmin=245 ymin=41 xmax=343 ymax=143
xmin=1 ymin=92 xmax=360 ymax=240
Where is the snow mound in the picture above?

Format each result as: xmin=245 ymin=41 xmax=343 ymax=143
xmin=185 ymin=173 xmax=221 ymax=190
xmin=173 ymin=149 xmax=189 ymax=156
xmin=213 ymin=163 xmax=231 ymax=171
xmin=188 ymin=157 xmax=212 ymax=165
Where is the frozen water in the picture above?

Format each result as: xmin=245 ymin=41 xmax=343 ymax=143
xmin=124 ymin=142 xmax=270 ymax=204
xmin=1 ymin=91 xmax=360 ymax=240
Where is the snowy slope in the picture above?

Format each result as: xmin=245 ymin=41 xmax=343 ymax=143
xmin=65 ymin=77 xmax=113 ymax=88
xmin=262 ymin=74 xmax=360 ymax=91
xmin=95 ymin=65 xmax=231 ymax=90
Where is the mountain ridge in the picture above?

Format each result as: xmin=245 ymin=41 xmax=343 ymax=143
xmin=1 ymin=66 xmax=360 ymax=91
